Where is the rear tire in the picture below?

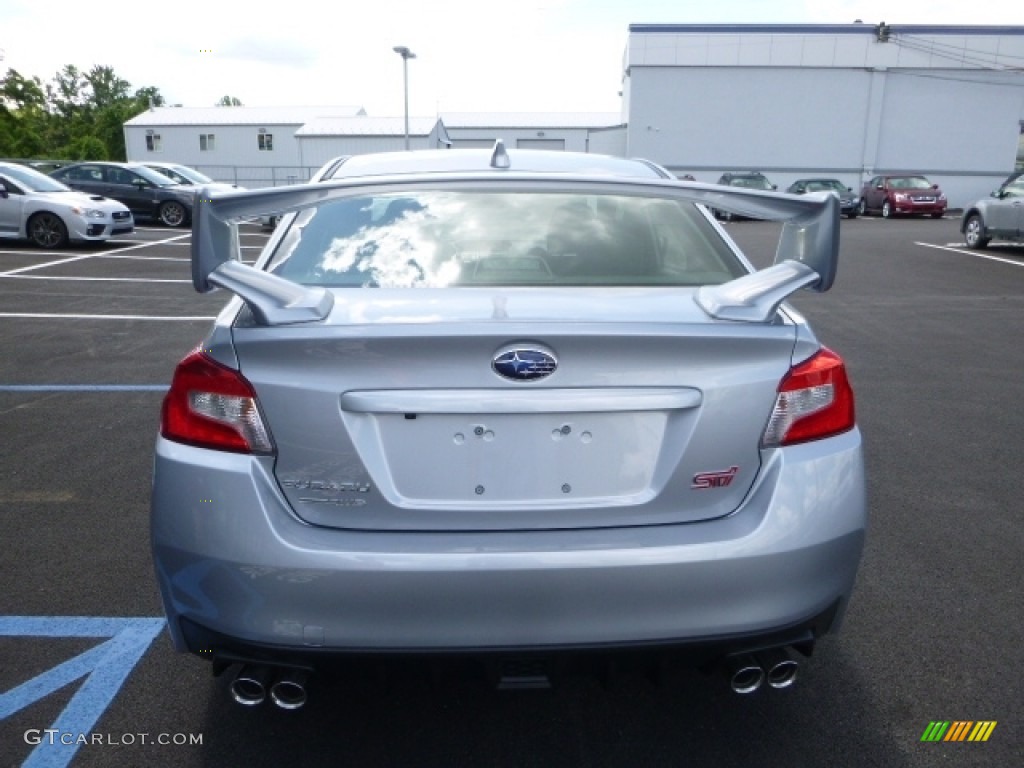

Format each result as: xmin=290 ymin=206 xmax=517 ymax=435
xmin=28 ymin=212 xmax=69 ymax=249
xmin=158 ymin=200 xmax=187 ymax=227
xmin=881 ymin=200 xmax=893 ymax=218
xmin=857 ymin=199 xmax=867 ymax=216
xmin=963 ymin=214 xmax=990 ymax=249
xmin=930 ymin=212 xmax=944 ymax=219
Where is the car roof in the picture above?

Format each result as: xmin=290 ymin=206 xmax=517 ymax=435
xmin=321 ymin=147 xmax=669 ymax=181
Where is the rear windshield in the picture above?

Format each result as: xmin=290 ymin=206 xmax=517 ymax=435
xmin=267 ymin=191 xmax=744 ymax=288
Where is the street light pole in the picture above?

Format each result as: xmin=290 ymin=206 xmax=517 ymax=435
xmin=392 ymin=46 xmax=416 ymax=151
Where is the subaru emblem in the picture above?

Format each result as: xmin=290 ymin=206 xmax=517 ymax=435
xmin=492 ymin=347 xmax=557 ymax=382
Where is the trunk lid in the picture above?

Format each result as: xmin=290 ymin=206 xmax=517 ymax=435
xmin=232 ymin=288 xmax=796 ymax=531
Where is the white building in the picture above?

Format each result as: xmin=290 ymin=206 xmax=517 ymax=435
xmin=123 ymin=24 xmax=1024 ymax=206
xmin=124 ymin=105 xmax=367 ymax=186
xmin=440 ymin=112 xmax=622 ymax=152
xmin=294 ymin=117 xmax=450 ymax=168
xmin=622 ymin=23 xmax=1024 ymax=206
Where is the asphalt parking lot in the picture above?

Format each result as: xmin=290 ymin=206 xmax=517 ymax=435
xmin=1 ymin=216 xmax=1022 ymax=767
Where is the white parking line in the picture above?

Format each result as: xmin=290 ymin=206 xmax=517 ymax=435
xmin=0 ymin=313 xmax=215 ymax=320
xmin=0 ymin=233 xmax=191 ymax=276
xmin=96 ymin=254 xmax=190 ymax=263
xmin=916 ymin=242 xmax=1024 ymax=268
xmin=5 ymin=275 xmax=191 ymax=283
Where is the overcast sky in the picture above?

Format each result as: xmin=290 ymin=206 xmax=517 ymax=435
xmin=2 ymin=0 xmax=1021 ymax=116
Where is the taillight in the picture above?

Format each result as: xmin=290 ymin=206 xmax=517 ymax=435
xmin=161 ymin=349 xmax=274 ymax=454
xmin=762 ymin=347 xmax=855 ymax=446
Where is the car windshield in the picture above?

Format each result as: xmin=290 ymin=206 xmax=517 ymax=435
xmin=804 ymin=180 xmax=846 ymax=193
xmin=889 ymin=177 xmax=933 ymax=190
xmin=129 ymin=166 xmax=182 ymax=186
xmin=0 ymin=164 xmax=72 ymax=193
xmin=268 ymin=191 xmax=745 ymax=288
xmin=1002 ymin=178 xmax=1024 ymax=197
xmin=729 ymin=176 xmax=773 ymax=190
xmin=158 ymin=165 xmax=214 ymax=185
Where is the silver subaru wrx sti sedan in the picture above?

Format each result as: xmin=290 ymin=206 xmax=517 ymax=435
xmin=152 ymin=143 xmax=865 ymax=707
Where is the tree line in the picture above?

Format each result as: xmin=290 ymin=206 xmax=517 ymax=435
xmin=0 ymin=62 xmax=245 ymax=162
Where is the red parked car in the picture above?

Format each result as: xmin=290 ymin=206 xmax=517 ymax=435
xmin=858 ymin=175 xmax=947 ymax=218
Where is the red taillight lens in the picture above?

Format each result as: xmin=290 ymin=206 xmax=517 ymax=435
xmin=161 ymin=349 xmax=274 ymax=454
xmin=763 ymin=347 xmax=855 ymax=446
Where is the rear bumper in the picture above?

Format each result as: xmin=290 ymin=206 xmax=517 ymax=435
xmin=151 ymin=429 xmax=866 ymax=659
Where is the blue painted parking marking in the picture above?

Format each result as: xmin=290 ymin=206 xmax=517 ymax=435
xmin=0 ymin=617 xmax=165 ymax=768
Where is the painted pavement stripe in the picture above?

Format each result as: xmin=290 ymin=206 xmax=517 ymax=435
xmin=3 ymin=275 xmax=191 ymax=283
xmin=0 ymin=233 xmax=190 ymax=276
xmin=0 ymin=617 xmax=166 ymax=768
xmin=916 ymin=241 xmax=1024 ymax=268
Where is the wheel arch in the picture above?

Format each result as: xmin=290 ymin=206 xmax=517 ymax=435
xmin=959 ymin=207 xmax=984 ymax=234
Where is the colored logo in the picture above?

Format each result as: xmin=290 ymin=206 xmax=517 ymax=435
xmin=920 ymin=721 xmax=997 ymax=742
xmin=692 ymin=466 xmax=739 ymax=489
xmin=492 ymin=347 xmax=557 ymax=382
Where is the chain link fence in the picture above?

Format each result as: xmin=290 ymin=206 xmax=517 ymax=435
xmin=192 ymin=166 xmax=323 ymax=188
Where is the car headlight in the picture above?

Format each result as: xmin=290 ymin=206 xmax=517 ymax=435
xmin=852 ymin=196 xmax=861 ymax=204
xmin=894 ymin=194 xmax=908 ymax=202
xmin=70 ymin=207 xmax=107 ymax=218
xmin=938 ymin=194 xmax=947 ymax=201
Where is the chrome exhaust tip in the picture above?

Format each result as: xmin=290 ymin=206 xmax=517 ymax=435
xmin=229 ymin=665 xmax=273 ymax=706
xmin=756 ymin=648 xmax=799 ymax=689
xmin=726 ymin=654 xmax=764 ymax=694
xmin=270 ymin=669 xmax=309 ymax=710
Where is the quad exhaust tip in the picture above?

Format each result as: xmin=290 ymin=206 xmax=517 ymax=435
xmin=726 ymin=648 xmax=799 ymax=694
xmin=756 ymin=648 xmax=799 ymax=689
xmin=229 ymin=665 xmax=309 ymax=709
xmin=270 ymin=669 xmax=309 ymax=710
xmin=229 ymin=665 xmax=273 ymax=706
xmin=727 ymin=654 xmax=765 ymax=694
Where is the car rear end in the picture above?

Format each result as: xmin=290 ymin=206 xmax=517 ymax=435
xmin=151 ymin=152 xmax=865 ymax=702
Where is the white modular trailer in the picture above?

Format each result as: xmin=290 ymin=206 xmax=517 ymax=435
xmin=441 ymin=112 xmax=622 ymax=152
xmin=623 ymin=24 xmax=1024 ymax=206
xmin=293 ymin=117 xmax=451 ymax=168
xmin=124 ymin=106 xmax=367 ymax=184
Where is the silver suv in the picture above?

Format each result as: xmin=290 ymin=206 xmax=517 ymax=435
xmin=151 ymin=144 xmax=865 ymax=709
xmin=961 ymin=172 xmax=1024 ymax=249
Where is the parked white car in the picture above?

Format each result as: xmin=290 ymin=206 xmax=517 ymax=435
xmin=0 ymin=162 xmax=134 ymax=248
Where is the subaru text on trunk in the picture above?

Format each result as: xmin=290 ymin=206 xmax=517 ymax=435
xmin=151 ymin=144 xmax=866 ymax=708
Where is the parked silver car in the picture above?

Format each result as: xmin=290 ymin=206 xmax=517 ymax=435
xmin=961 ymin=172 xmax=1024 ymax=249
xmin=0 ymin=162 xmax=134 ymax=248
xmin=143 ymin=162 xmax=242 ymax=193
xmin=152 ymin=144 xmax=866 ymax=708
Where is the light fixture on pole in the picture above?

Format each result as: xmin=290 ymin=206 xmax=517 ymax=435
xmin=392 ymin=45 xmax=416 ymax=150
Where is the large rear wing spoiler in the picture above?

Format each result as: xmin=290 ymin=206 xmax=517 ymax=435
xmin=191 ymin=175 xmax=839 ymax=325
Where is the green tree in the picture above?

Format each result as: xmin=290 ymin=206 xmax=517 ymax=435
xmin=63 ymin=135 xmax=108 ymax=161
xmin=1 ymin=64 xmax=165 ymax=161
xmin=0 ymin=69 xmax=49 ymax=157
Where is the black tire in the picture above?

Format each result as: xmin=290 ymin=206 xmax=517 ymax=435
xmin=847 ymin=210 xmax=859 ymax=219
xmin=857 ymin=199 xmax=867 ymax=216
xmin=881 ymin=200 xmax=893 ymax=219
xmin=28 ymin=212 xmax=69 ymax=249
xmin=158 ymin=200 xmax=187 ymax=228
xmin=930 ymin=212 xmax=944 ymax=219
xmin=963 ymin=214 xmax=990 ymax=249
